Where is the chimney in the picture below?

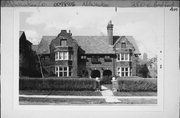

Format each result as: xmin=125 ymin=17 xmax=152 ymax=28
xmin=68 ymin=30 xmax=72 ymax=36
xmin=107 ymin=20 xmax=113 ymax=45
xmin=61 ymin=30 xmax=67 ymax=33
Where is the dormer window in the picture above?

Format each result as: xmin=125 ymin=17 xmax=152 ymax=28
xmin=121 ymin=42 xmax=126 ymax=48
xmin=60 ymin=39 xmax=67 ymax=46
xmin=81 ymin=56 xmax=86 ymax=59
xmin=104 ymin=56 xmax=112 ymax=62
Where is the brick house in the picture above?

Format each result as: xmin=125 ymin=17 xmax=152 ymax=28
xmin=35 ymin=21 xmax=140 ymax=82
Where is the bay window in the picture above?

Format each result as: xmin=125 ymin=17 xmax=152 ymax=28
xmin=116 ymin=53 xmax=130 ymax=61
xmin=55 ymin=51 xmax=72 ymax=60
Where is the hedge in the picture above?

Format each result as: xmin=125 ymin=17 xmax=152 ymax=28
xmin=117 ymin=77 xmax=157 ymax=92
xmin=19 ymin=77 xmax=96 ymax=91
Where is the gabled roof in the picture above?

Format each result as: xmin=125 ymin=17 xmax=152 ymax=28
xmin=32 ymin=45 xmax=38 ymax=52
xmin=19 ymin=31 xmax=32 ymax=45
xmin=37 ymin=36 xmax=55 ymax=54
xmin=36 ymin=35 xmax=140 ymax=54
xmin=19 ymin=31 xmax=24 ymax=38
xmin=114 ymin=36 xmax=140 ymax=54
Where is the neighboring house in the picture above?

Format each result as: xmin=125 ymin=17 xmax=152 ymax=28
xmin=35 ymin=21 xmax=140 ymax=82
xmin=19 ymin=31 xmax=41 ymax=77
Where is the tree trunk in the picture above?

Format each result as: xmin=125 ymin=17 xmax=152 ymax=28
xmin=37 ymin=55 xmax=44 ymax=78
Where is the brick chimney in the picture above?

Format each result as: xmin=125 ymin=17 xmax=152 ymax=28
xmin=107 ymin=20 xmax=113 ymax=45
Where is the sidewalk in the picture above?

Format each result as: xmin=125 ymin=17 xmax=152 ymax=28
xmin=19 ymin=94 xmax=157 ymax=99
xmin=100 ymin=85 xmax=120 ymax=103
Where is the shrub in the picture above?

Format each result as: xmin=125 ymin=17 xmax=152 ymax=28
xmin=117 ymin=77 xmax=157 ymax=92
xmin=19 ymin=77 xmax=96 ymax=91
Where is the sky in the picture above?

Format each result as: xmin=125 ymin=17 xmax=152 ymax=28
xmin=20 ymin=7 xmax=164 ymax=59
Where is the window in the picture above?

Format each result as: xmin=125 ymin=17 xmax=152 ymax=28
xmin=91 ymin=56 xmax=100 ymax=64
xmin=63 ymin=52 xmax=68 ymax=60
xmin=117 ymin=67 xmax=130 ymax=77
xmin=116 ymin=53 xmax=130 ymax=61
xmin=55 ymin=52 xmax=59 ymax=60
xmin=125 ymin=68 xmax=128 ymax=76
xmin=55 ymin=51 xmax=69 ymax=60
xmin=81 ymin=56 xmax=86 ymax=59
xmin=125 ymin=54 xmax=128 ymax=60
xmin=61 ymin=39 xmax=67 ymax=46
xmin=104 ymin=56 xmax=111 ymax=62
xmin=55 ymin=66 xmax=72 ymax=77
xmin=121 ymin=54 xmax=125 ymax=60
xmin=121 ymin=42 xmax=126 ymax=48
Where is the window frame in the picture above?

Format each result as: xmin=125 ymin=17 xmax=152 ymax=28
xmin=55 ymin=51 xmax=70 ymax=61
xmin=117 ymin=67 xmax=130 ymax=77
xmin=81 ymin=55 xmax=86 ymax=60
xmin=104 ymin=55 xmax=112 ymax=62
xmin=121 ymin=42 xmax=126 ymax=48
xmin=55 ymin=66 xmax=72 ymax=77
xmin=60 ymin=39 xmax=67 ymax=47
xmin=116 ymin=53 xmax=130 ymax=62
xmin=91 ymin=56 xmax=100 ymax=64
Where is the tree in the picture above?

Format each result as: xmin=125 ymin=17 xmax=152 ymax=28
xmin=136 ymin=64 xmax=149 ymax=78
xmin=143 ymin=53 xmax=148 ymax=62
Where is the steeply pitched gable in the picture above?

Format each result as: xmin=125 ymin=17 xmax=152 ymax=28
xmin=114 ymin=36 xmax=140 ymax=54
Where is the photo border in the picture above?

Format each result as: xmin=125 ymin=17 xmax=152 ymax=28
xmin=13 ymin=7 xmax=164 ymax=111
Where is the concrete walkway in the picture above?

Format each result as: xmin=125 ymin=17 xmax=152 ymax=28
xmin=100 ymin=85 xmax=121 ymax=103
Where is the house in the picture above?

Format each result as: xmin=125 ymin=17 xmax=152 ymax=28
xmin=35 ymin=21 xmax=140 ymax=82
xmin=19 ymin=31 xmax=41 ymax=77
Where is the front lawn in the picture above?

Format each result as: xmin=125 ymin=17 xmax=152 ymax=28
xmin=113 ymin=92 xmax=157 ymax=96
xmin=117 ymin=98 xmax=157 ymax=104
xmin=20 ymin=90 xmax=102 ymax=96
xmin=19 ymin=97 xmax=106 ymax=105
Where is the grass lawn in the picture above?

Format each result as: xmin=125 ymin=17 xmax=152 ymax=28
xmin=113 ymin=92 xmax=157 ymax=96
xmin=118 ymin=98 xmax=157 ymax=104
xmin=20 ymin=90 xmax=102 ymax=96
xmin=19 ymin=97 xmax=106 ymax=105
xmin=102 ymin=84 xmax=157 ymax=96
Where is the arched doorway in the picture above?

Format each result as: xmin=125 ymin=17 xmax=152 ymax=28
xmin=91 ymin=70 xmax=100 ymax=78
xmin=102 ymin=70 xmax=112 ymax=84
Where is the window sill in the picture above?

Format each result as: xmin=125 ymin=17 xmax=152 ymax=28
xmin=116 ymin=60 xmax=131 ymax=62
xmin=55 ymin=59 xmax=72 ymax=61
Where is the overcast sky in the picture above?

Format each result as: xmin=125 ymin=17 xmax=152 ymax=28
xmin=20 ymin=7 xmax=164 ymax=59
